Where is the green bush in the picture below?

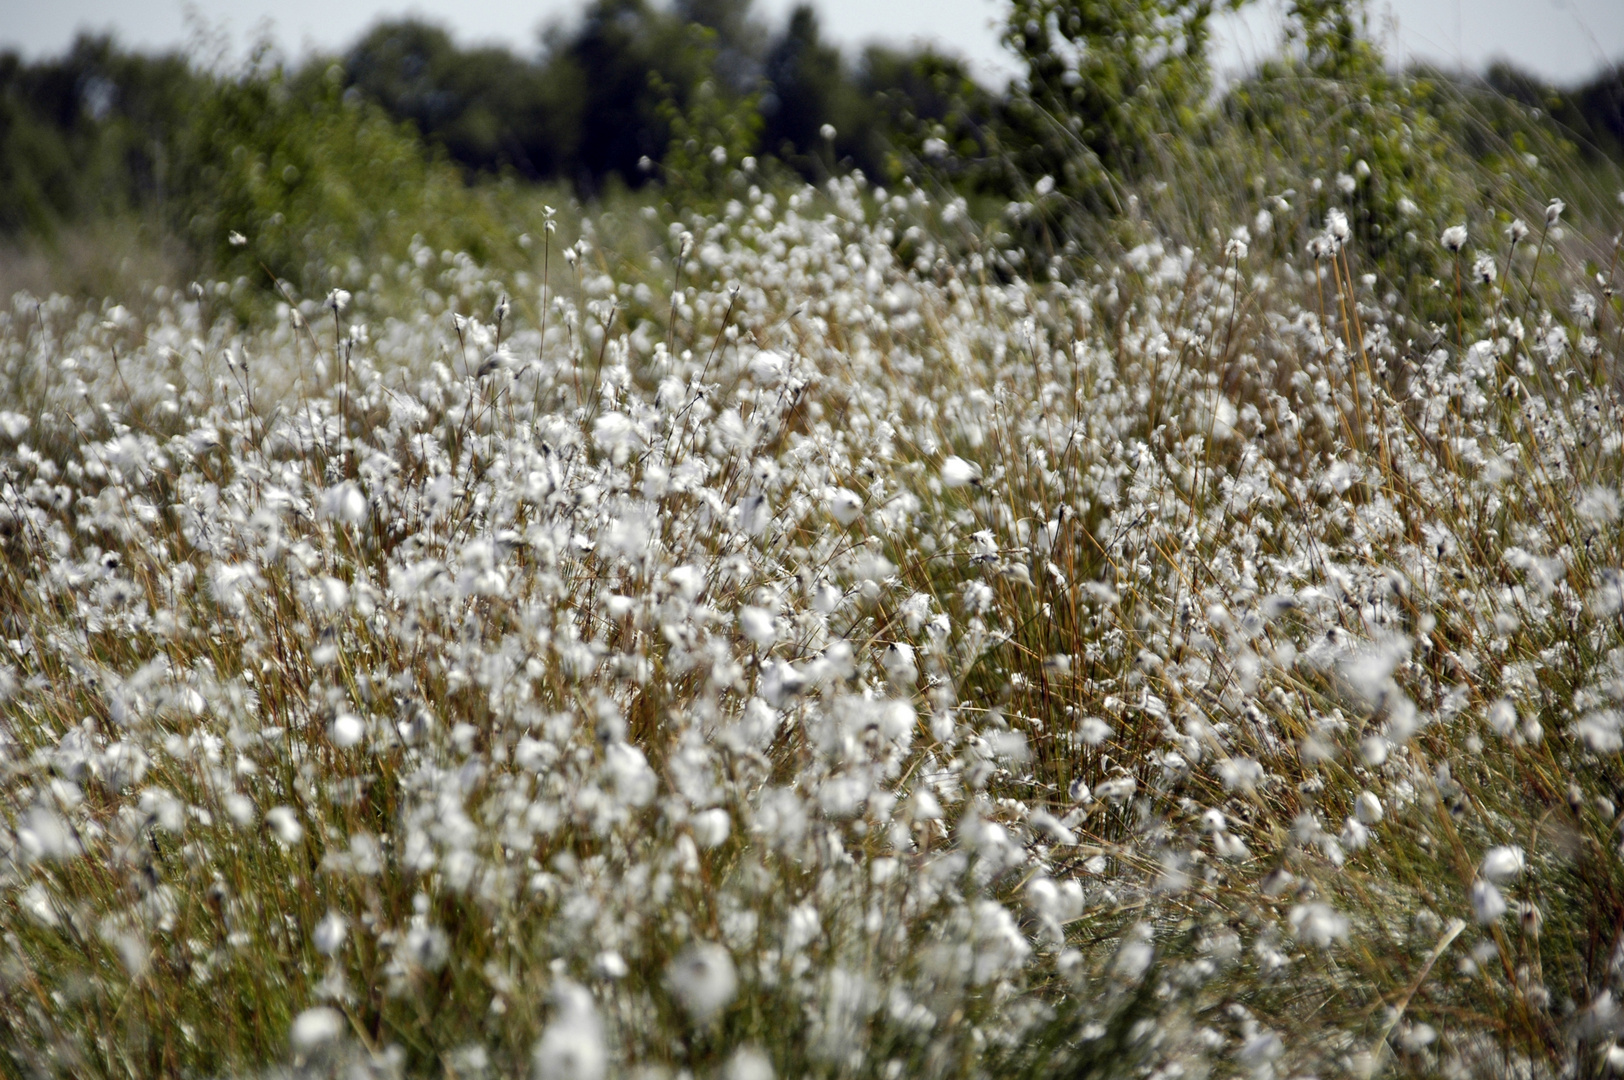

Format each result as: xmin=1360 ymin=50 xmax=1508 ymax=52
xmin=175 ymin=52 xmax=504 ymax=299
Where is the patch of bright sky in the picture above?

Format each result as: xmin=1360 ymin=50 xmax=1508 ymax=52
xmin=0 ymin=0 xmax=1619 ymax=88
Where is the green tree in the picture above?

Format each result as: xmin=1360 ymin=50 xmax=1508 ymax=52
xmin=859 ymin=45 xmax=1006 ymax=189
xmin=546 ymin=0 xmax=728 ymax=189
xmin=177 ymin=50 xmax=498 ymax=294
xmin=1219 ymin=0 xmax=1486 ymax=303
xmin=760 ymin=6 xmax=849 ymax=172
xmin=344 ymin=19 xmax=576 ymax=180
xmin=1002 ymin=0 xmax=1232 ymax=210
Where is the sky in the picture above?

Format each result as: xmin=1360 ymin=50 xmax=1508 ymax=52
xmin=0 ymin=0 xmax=1620 ymax=89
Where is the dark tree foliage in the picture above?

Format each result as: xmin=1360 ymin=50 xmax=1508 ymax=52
xmin=343 ymin=21 xmax=575 ymax=179
xmin=551 ymin=0 xmax=716 ymax=188
xmin=858 ymin=45 xmax=1005 ymax=187
xmin=760 ymin=6 xmax=849 ymax=170
xmin=756 ymin=7 xmax=1003 ymax=186
xmin=1483 ymin=60 xmax=1624 ymax=161
xmin=676 ymin=0 xmax=768 ymax=94
xmin=0 ymin=36 xmax=197 ymax=234
xmin=341 ymin=0 xmax=772 ymax=192
xmin=0 ymin=8 xmax=1013 ymax=242
xmin=1575 ymin=65 xmax=1624 ymax=155
xmin=336 ymin=0 xmax=1013 ymax=193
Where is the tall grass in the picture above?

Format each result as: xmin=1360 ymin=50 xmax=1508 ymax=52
xmin=3 ymin=39 xmax=1624 ymax=1080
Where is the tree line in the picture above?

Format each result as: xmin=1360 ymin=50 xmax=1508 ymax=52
xmin=1 ymin=0 xmax=1618 ymax=299
xmin=0 ymin=0 xmax=1007 ymax=233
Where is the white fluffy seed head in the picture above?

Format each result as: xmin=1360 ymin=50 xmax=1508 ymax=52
xmin=1481 ymin=846 xmax=1525 ymax=885
xmin=320 ymin=482 xmax=367 ymax=526
xmin=1077 ymin=717 xmax=1113 ymax=746
xmin=1326 ymin=208 xmax=1349 ymax=241
xmin=760 ymin=660 xmax=808 ymax=708
xmin=224 ymin=792 xmax=257 ymax=827
xmin=881 ymin=642 xmax=918 ymax=688
xmin=265 ymin=806 xmax=303 ymax=847
xmin=593 ymin=950 xmax=628 ymax=980
xmin=533 ymin=980 xmax=606 ymax=1080
xmin=828 ymin=488 xmax=863 ymax=526
xmin=1111 ymin=924 xmax=1154 ymax=981
xmin=289 ymin=1007 xmax=346 ymax=1056
xmin=1290 ymin=902 xmax=1349 ymax=947
xmin=1471 ymin=879 xmax=1507 ymax=924
xmin=691 ymin=807 xmax=732 ymax=849
xmin=738 ymin=606 xmax=777 ymax=648
xmin=18 ymin=806 xmax=80 ymax=861
xmin=941 ymin=455 xmax=980 ymax=488
xmin=1487 ymin=698 xmax=1517 ymax=737
xmin=313 ymin=911 xmax=348 ymax=955
xmin=1354 ymin=791 xmax=1383 ymax=825
xmin=0 ymin=411 xmax=30 ymax=439
xmin=330 ymin=713 xmax=364 ymax=749
xmin=667 ymin=941 xmax=738 ymax=1024
xmin=724 ymin=1046 xmax=775 ymax=1080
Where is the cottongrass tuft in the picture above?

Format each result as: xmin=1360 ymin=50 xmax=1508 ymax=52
xmin=290 ymin=1007 xmax=347 ymax=1056
xmin=1470 ymin=880 xmax=1508 ymax=925
xmin=940 ymin=455 xmax=980 ymax=488
xmin=667 ymin=942 xmax=739 ymax=1025
xmin=3 ymin=159 xmax=1624 ymax=1080
xmin=533 ymin=981 xmax=606 ymax=1080
xmin=724 ymin=1046 xmax=775 ymax=1080
xmin=313 ymin=911 xmax=348 ymax=955
xmin=827 ymin=488 xmax=863 ymax=526
xmin=1290 ymin=903 xmax=1350 ymax=948
xmin=1479 ymin=846 xmax=1525 ymax=885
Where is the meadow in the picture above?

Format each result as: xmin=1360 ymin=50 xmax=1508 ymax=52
xmin=4 ymin=4 xmax=1624 ymax=1078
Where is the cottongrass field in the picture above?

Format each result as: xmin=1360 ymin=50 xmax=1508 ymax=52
xmin=3 ymin=172 xmax=1624 ymax=1080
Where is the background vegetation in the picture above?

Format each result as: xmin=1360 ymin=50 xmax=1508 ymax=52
xmin=3 ymin=0 xmax=1614 ymax=301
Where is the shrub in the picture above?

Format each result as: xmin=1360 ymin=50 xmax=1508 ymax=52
xmin=176 ymin=51 xmax=504 ymax=300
